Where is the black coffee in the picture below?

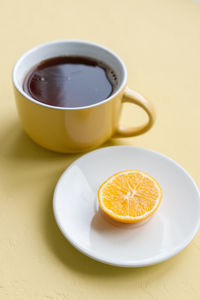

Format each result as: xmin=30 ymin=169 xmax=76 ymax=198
xmin=23 ymin=56 xmax=118 ymax=107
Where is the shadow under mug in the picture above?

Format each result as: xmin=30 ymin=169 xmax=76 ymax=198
xmin=12 ymin=40 xmax=155 ymax=153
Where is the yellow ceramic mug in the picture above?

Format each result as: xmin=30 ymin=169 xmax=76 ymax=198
xmin=12 ymin=40 xmax=155 ymax=153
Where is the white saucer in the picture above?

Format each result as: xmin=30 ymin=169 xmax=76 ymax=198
xmin=53 ymin=146 xmax=200 ymax=267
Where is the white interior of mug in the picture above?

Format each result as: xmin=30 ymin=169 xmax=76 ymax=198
xmin=12 ymin=40 xmax=127 ymax=110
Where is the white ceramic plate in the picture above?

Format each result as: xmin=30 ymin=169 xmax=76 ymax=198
xmin=53 ymin=146 xmax=200 ymax=267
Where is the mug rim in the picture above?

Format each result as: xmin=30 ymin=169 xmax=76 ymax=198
xmin=12 ymin=40 xmax=127 ymax=111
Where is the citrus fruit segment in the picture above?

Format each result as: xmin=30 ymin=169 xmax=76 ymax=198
xmin=98 ymin=170 xmax=162 ymax=223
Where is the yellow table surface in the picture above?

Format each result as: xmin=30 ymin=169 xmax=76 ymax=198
xmin=0 ymin=0 xmax=200 ymax=299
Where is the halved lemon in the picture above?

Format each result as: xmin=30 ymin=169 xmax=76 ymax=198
xmin=98 ymin=170 xmax=162 ymax=223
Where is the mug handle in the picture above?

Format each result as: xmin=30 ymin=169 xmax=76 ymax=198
xmin=114 ymin=87 xmax=156 ymax=137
